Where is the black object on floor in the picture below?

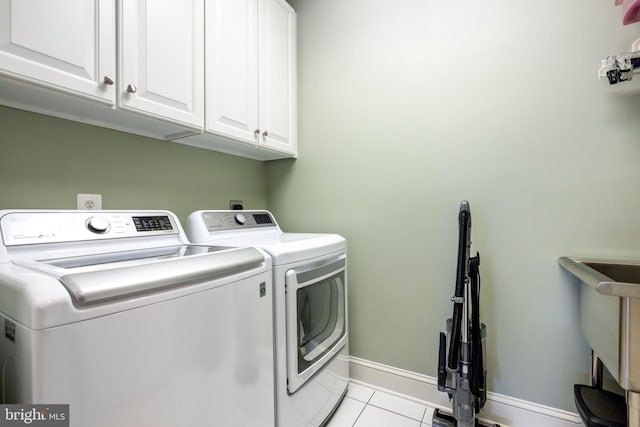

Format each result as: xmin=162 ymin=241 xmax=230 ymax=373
xmin=432 ymin=409 xmax=501 ymax=427
xmin=574 ymin=384 xmax=627 ymax=427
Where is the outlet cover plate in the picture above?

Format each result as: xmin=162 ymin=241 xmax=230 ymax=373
xmin=77 ymin=194 xmax=102 ymax=210
xmin=229 ymin=200 xmax=244 ymax=210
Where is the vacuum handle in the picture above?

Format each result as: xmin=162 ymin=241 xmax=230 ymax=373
xmin=437 ymin=331 xmax=447 ymax=391
xmin=448 ymin=202 xmax=471 ymax=370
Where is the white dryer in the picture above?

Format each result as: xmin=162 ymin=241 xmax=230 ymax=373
xmin=186 ymin=210 xmax=349 ymax=427
xmin=0 ymin=210 xmax=274 ymax=427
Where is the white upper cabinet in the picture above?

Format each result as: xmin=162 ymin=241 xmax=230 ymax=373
xmin=0 ymin=0 xmax=294 ymax=159
xmin=205 ymin=0 xmax=260 ymax=144
xmin=177 ymin=0 xmax=297 ymax=160
xmin=0 ymin=0 xmax=116 ymax=104
xmin=258 ymin=0 xmax=297 ymax=156
xmin=0 ymin=0 xmax=203 ymax=139
xmin=119 ymin=0 xmax=204 ymax=128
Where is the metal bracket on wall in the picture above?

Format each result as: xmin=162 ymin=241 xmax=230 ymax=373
xmin=598 ymin=37 xmax=640 ymax=84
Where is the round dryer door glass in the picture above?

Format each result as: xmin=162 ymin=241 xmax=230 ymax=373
xmin=284 ymin=253 xmax=347 ymax=396
xmin=296 ymin=272 xmax=345 ymax=372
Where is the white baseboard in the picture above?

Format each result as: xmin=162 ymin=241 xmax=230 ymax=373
xmin=348 ymin=356 xmax=584 ymax=426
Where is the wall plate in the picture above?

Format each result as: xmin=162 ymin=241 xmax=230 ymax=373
xmin=77 ymin=194 xmax=102 ymax=210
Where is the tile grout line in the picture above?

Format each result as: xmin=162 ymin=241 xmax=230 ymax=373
xmin=418 ymin=406 xmax=427 ymax=424
xmin=351 ymin=389 xmax=376 ymax=426
xmin=350 ymin=395 xmax=371 ymax=427
xmin=364 ymin=403 xmax=427 ymax=424
xmin=421 ymin=407 xmax=432 ymax=426
xmin=365 ymin=403 xmax=427 ymax=423
xmin=367 ymin=389 xmax=429 ymax=423
xmin=345 ymin=387 xmax=376 ymax=427
xmin=350 ymin=403 xmax=366 ymax=427
xmin=344 ymin=387 xmax=437 ymax=426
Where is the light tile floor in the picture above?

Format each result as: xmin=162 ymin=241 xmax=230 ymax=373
xmin=327 ymin=383 xmax=437 ymax=427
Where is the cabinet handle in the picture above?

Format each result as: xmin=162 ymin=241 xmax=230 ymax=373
xmin=254 ymin=129 xmax=260 ymax=137
xmin=262 ymin=131 xmax=269 ymax=137
xmin=127 ymin=84 xmax=137 ymax=93
xmin=102 ymin=75 xmax=114 ymax=85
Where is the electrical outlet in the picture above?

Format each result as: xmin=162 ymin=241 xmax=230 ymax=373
xmin=230 ymin=200 xmax=244 ymax=210
xmin=77 ymin=194 xmax=102 ymax=210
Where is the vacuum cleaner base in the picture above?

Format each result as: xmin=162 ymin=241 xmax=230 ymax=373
xmin=432 ymin=408 xmax=501 ymax=427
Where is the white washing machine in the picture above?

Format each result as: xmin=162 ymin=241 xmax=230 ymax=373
xmin=186 ymin=210 xmax=349 ymax=427
xmin=0 ymin=210 xmax=275 ymax=427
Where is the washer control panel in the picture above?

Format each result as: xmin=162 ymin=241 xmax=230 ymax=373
xmin=202 ymin=211 xmax=275 ymax=232
xmin=0 ymin=211 xmax=178 ymax=246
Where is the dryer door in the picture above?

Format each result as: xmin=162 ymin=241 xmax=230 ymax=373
xmin=285 ymin=254 xmax=347 ymax=394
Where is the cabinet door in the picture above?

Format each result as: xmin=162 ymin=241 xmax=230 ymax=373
xmin=0 ymin=0 xmax=115 ymax=104
xmin=258 ymin=0 xmax=297 ymax=155
xmin=120 ymin=0 xmax=204 ymax=128
xmin=205 ymin=0 xmax=259 ymax=145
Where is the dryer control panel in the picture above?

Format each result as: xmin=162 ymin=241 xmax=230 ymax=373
xmin=201 ymin=211 xmax=275 ymax=232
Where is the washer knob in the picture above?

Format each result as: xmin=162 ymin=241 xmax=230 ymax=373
xmin=87 ymin=216 xmax=110 ymax=233
xmin=234 ymin=213 xmax=247 ymax=225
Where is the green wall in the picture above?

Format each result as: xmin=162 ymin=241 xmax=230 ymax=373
xmin=0 ymin=106 xmax=267 ymax=222
xmin=267 ymin=0 xmax=640 ymax=411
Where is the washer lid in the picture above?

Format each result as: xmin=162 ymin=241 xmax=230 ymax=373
xmin=16 ymin=245 xmax=265 ymax=306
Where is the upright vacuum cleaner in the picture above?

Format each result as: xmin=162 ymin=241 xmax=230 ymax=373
xmin=432 ymin=201 xmax=499 ymax=427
